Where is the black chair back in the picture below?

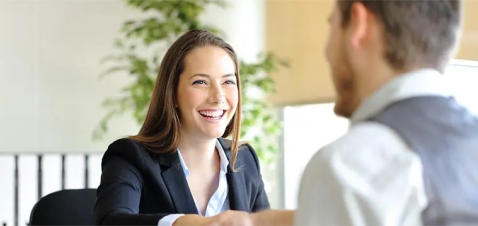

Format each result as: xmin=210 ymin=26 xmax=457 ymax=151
xmin=29 ymin=189 xmax=96 ymax=225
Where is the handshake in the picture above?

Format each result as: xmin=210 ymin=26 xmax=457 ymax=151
xmin=174 ymin=210 xmax=294 ymax=226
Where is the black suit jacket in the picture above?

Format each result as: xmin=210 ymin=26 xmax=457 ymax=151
xmin=94 ymin=138 xmax=270 ymax=225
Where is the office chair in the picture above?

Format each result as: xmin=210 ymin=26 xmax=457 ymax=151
xmin=29 ymin=188 xmax=97 ymax=225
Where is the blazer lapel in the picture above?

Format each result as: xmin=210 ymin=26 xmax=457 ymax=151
xmin=219 ymin=138 xmax=249 ymax=211
xmin=159 ymin=151 xmax=198 ymax=214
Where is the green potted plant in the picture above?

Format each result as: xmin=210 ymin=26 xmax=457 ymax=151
xmin=93 ymin=0 xmax=288 ymax=165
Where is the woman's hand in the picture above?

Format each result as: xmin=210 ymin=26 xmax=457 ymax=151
xmin=173 ymin=214 xmax=211 ymax=226
xmin=207 ymin=210 xmax=253 ymax=226
xmin=208 ymin=210 xmax=294 ymax=226
xmin=173 ymin=211 xmax=253 ymax=226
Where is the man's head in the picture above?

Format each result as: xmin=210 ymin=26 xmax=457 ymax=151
xmin=325 ymin=0 xmax=463 ymax=118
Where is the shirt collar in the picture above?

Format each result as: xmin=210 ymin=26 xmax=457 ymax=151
xmin=351 ymin=68 xmax=452 ymax=125
xmin=177 ymin=139 xmax=229 ymax=178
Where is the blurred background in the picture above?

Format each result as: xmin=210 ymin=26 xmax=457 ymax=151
xmin=0 ymin=0 xmax=477 ymax=225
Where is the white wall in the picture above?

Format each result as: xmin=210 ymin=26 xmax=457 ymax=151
xmin=0 ymin=0 xmax=140 ymax=154
xmin=0 ymin=0 xmax=271 ymax=225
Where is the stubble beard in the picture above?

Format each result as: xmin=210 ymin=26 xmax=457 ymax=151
xmin=332 ymin=58 xmax=357 ymax=119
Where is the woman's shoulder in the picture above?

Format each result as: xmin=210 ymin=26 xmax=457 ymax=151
xmin=101 ymin=138 xmax=149 ymax=169
xmin=105 ymin=138 xmax=148 ymax=155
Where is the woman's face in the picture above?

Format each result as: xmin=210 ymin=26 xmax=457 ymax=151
xmin=176 ymin=45 xmax=239 ymax=140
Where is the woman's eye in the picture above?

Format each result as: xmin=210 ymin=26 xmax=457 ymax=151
xmin=224 ymin=80 xmax=236 ymax=85
xmin=192 ymin=80 xmax=207 ymax=85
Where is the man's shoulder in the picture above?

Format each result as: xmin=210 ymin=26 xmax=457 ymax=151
xmin=307 ymin=121 xmax=418 ymax=174
xmin=296 ymin=121 xmax=428 ymax=225
xmin=322 ymin=121 xmax=409 ymax=155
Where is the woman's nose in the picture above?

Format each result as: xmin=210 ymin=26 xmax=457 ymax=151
xmin=208 ymin=85 xmax=226 ymax=104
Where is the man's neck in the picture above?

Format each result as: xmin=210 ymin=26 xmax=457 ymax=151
xmin=350 ymin=64 xmax=430 ymax=121
xmin=355 ymin=63 xmax=409 ymax=103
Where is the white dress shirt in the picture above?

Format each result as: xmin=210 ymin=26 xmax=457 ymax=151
xmin=158 ymin=140 xmax=230 ymax=226
xmin=295 ymin=69 xmax=452 ymax=226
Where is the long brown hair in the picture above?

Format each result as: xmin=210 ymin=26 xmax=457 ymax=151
xmin=129 ymin=29 xmax=242 ymax=170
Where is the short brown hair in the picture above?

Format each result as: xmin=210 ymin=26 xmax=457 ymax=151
xmin=338 ymin=0 xmax=462 ymax=71
xmin=130 ymin=29 xmax=242 ymax=169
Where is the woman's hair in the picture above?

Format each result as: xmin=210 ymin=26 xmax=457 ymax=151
xmin=129 ymin=29 xmax=242 ymax=170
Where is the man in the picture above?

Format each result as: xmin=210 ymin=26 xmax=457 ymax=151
xmin=212 ymin=0 xmax=477 ymax=225
xmin=293 ymin=0 xmax=478 ymax=225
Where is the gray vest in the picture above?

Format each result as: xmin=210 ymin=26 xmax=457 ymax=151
xmin=369 ymin=96 xmax=478 ymax=225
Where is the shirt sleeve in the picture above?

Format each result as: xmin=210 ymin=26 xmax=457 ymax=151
xmin=294 ymin=122 xmax=428 ymax=226
xmin=158 ymin=214 xmax=185 ymax=226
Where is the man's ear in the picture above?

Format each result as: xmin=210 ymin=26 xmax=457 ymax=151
xmin=348 ymin=2 xmax=370 ymax=49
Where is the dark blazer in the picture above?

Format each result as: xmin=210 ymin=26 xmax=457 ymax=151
xmin=94 ymin=138 xmax=270 ymax=225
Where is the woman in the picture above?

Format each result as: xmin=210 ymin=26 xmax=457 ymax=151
xmin=94 ymin=29 xmax=270 ymax=226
